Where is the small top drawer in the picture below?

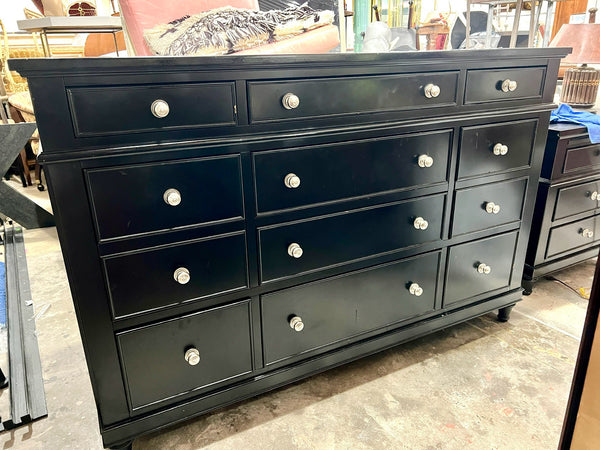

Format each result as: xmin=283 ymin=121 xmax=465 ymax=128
xmin=554 ymin=180 xmax=600 ymax=221
xmin=563 ymin=144 xmax=600 ymax=176
xmin=464 ymin=67 xmax=545 ymax=104
xmin=248 ymin=72 xmax=459 ymax=123
xmin=87 ymin=155 xmax=244 ymax=240
xmin=254 ymin=130 xmax=451 ymax=213
xmin=67 ymin=82 xmax=237 ymax=137
xmin=458 ymin=119 xmax=537 ymax=179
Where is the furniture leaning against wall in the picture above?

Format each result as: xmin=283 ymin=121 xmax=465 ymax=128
xmin=11 ymin=48 xmax=567 ymax=449
xmin=524 ymin=123 xmax=600 ymax=293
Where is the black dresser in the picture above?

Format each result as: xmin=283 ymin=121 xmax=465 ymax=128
xmin=11 ymin=48 xmax=567 ymax=448
xmin=524 ymin=122 xmax=600 ymax=292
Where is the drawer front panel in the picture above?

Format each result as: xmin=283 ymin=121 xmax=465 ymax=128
xmin=259 ymin=195 xmax=444 ymax=282
xmin=458 ymin=119 xmax=537 ymax=179
xmin=104 ymin=233 xmax=248 ymax=319
xmin=118 ymin=300 xmax=253 ymax=410
xmin=554 ymin=180 xmax=600 ymax=220
xmin=444 ymin=231 xmax=518 ymax=306
xmin=546 ymin=217 xmax=600 ymax=259
xmin=452 ymin=178 xmax=527 ymax=236
xmin=87 ymin=155 xmax=243 ymax=240
xmin=261 ymin=252 xmax=440 ymax=365
xmin=248 ymin=72 xmax=459 ymax=123
xmin=563 ymin=144 xmax=600 ymax=175
xmin=464 ymin=67 xmax=545 ymax=103
xmin=67 ymin=82 xmax=236 ymax=136
xmin=254 ymin=130 xmax=451 ymax=213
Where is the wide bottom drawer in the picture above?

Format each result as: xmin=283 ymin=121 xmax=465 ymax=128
xmin=546 ymin=216 xmax=600 ymax=259
xmin=261 ymin=251 xmax=441 ymax=365
xmin=117 ymin=300 xmax=253 ymax=411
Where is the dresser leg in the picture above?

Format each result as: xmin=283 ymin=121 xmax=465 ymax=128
xmin=497 ymin=304 xmax=515 ymax=322
xmin=110 ymin=440 xmax=133 ymax=450
xmin=522 ymin=279 xmax=534 ymax=296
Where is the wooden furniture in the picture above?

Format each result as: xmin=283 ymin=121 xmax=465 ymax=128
xmin=11 ymin=48 xmax=567 ymax=449
xmin=524 ymin=123 xmax=600 ymax=293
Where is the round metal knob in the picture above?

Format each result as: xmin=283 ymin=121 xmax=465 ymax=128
xmin=151 ymin=99 xmax=170 ymax=118
xmin=289 ymin=316 xmax=304 ymax=332
xmin=413 ymin=217 xmax=429 ymax=230
xmin=582 ymin=228 xmax=594 ymax=239
xmin=163 ymin=188 xmax=182 ymax=206
xmin=485 ymin=202 xmax=501 ymax=214
xmin=287 ymin=243 xmax=303 ymax=259
xmin=493 ymin=143 xmax=509 ymax=156
xmin=282 ymin=93 xmax=300 ymax=110
xmin=591 ymin=191 xmax=598 ymax=201
xmin=501 ymin=79 xmax=518 ymax=93
xmin=418 ymin=155 xmax=434 ymax=168
xmin=477 ymin=263 xmax=492 ymax=274
xmin=173 ymin=267 xmax=190 ymax=285
xmin=184 ymin=348 xmax=200 ymax=366
xmin=409 ymin=283 xmax=423 ymax=296
xmin=424 ymin=83 xmax=441 ymax=98
xmin=284 ymin=173 xmax=301 ymax=189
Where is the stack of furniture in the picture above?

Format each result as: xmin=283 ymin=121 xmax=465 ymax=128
xmin=524 ymin=122 xmax=600 ymax=292
xmin=11 ymin=47 xmax=567 ymax=448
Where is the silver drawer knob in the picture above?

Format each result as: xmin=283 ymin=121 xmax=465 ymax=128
xmin=409 ymin=283 xmax=424 ymax=296
xmin=288 ymin=243 xmax=303 ymax=259
xmin=477 ymin=263 xmax=492 ymax=274
xmin=591 ymin=191 xmax=598 ymax=201
xmin=163 ymin=188 xmax=182 ymax=206
xmin=493 ymin=143 xmax=509 ymax=156
xmin=282 ymin=93 xmax=300 ymax=110
xmin=173 ymin=267 xmax=190 ymax=284
xmin=151 ymin=99 xmax=170 ymax=118
xmin=413 ymin=217 xmax=429 ymax=230
xmin=582 ymin=228 xmax=594 ymax=239
xmin=289 ymin=316 xmax=304 ymax=332
xmin=184 ymin=348 xmax=200 ymax=366
xmin=418 ymin=155 xmax=434 ymax=168
xmin=501 ymin=79 xmax=518 ymax=93
xmin=284 ymin=173 xmax=301 ymax=189
xmin=424 ymin=83 xmax=441 ymax=98
xmin=485 ymin=202 xmax=501 ymax=214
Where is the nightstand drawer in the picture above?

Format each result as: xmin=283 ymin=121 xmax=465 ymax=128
xmin=248 ymin=72 xmax=459 ymax=123
xmin=546 ymin=217 xmax=600 ymax=258
xmin=554 ymin=180 xmax=600 ymax=220
xmin=464 ymin=67 xmax=545 ymax=104
xmin=117 ymin=300 xmax=252 ymax=411
xmin=261 ymin=251 xmax=440 ymax=365
xmin=104 ymin=233 xmax=248 ymax=319
xmin=259 ymin=195 xmax=445 ymax=282
xmin=452 ymin=178 xmax=527 ymax=236
xmin=444 ymin=231 xmax=518 ymax=306
xmin=563 ymin=144 xmax=600 ymax=176
xmin=458 ymin=119 xmax=537 ymax=179
xmin=67 ymin=82 xmax=236 ymax=137
xmin=254 ymin=130 xmax=451 ymax=213
xmin=87 ymin=155 xmax=243 ymax=240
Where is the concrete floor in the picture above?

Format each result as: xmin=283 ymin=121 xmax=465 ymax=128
xmin=0 ymin=177 xmax=594 ymax=449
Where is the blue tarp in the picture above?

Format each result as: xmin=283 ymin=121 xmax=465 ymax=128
xmin=550 ymin=104 xmax=600 ymax=144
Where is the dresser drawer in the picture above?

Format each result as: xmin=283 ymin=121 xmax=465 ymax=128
xmin=458 ymin=119 xmax=537 ymax=179
xmin=104 ymin=232 xmax=248 ymax=319
xmin=444 ymin=231 xmax=518 ymax=306
xmin=259 ymin=195 xmax=444 ymax=282
xmin=464 ymin=67 xmax=545 ymax=104
xmin=554 ymin=180 xmax=600 ymax=221
xmin=254 ymin=130 xmax=451 ymax=213
xmin=562 ymin=144 xmax=600 ymax=176
xmin=261 ymin=251 xmax=440 ymax=365
xmin=117 ymin=300 xmax=252 ymax=411
xmin=87 ymin=155 xmax=243 ymax=240
xmin=67 ymin=82 xmax=236 ymax=137
xmin=546 ymin=216 xmax=600 ymax=259
xmin=248 ymin=72 xmax=459 ymax=123
xmin=452 ymin=178 xmax=527 ymax=236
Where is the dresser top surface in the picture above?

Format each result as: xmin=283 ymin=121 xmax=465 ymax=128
xmin=9 ymin=47 xmax=571 ymax=77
